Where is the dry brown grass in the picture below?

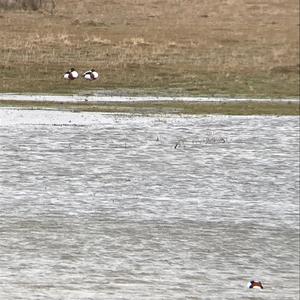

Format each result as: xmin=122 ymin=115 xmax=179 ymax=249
xmin=0 ymin=0 xmax=299 ymax=97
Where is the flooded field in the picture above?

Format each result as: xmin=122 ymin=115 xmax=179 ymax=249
xmin=0 ymin=109 xmax=299 ymax=299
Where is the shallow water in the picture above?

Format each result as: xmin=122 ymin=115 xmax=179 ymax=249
xmin=0 ymin=92 xmax=299 ymax=103
xmin=0 ymin=110 xmax=299 ymax=299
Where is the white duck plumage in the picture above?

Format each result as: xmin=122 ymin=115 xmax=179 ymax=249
xmin=64 ymin=68 xmax=79 ymax=80
xmin=83 ymin=69 xmax=99 ymax=80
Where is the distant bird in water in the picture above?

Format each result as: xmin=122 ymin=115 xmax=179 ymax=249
xmin=64 ymin=68 xmax=79 ymax=80
xmin=247 ymin=280 xmax=264 ymax=289
xmin=83 ymin=69 xmax=99 ymax=81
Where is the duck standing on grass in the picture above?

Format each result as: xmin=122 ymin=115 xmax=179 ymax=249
xmin=64 ymin=68 xmax=79 ymax=80
xmin=83 ymin=69 xmax=99 ymax=81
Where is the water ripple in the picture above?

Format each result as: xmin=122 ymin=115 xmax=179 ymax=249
xmin=0 ymin=110 xmax=299 ymax=299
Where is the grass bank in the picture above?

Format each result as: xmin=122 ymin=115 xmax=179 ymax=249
xmin=0 ymin=100 xmax=299 ymax=115
xmin=0 ymin=0 xmax=299 ymax=98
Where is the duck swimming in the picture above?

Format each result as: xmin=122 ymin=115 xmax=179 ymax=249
xmin=247 ymin=280 xmax=264 ymax=289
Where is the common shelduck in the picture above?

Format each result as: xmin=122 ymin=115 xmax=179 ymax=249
xmin=64 ymin=68 xmax=79 ymax=80
xmin=83 ymin=69 xmax=99 ymax=80
xmin=247 ymin=280 xmax=264 ymax=289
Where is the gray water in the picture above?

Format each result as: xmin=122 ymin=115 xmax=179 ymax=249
xmin=0 ymin=110 xmax=299 ymax=300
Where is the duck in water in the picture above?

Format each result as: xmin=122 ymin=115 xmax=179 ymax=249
xmin=247 ymin=280 xmax=264 ymax=289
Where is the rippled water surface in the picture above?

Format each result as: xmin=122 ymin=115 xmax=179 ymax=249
xmin=0 ymin=110 xmax=299 ymax=300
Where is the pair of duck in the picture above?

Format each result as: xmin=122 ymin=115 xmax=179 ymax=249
xmin=64 ymin=68 xmax=99 ymax=81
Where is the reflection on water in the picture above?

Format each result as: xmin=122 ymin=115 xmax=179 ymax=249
xmin=0 ymin=110 xmax=299 ymax=299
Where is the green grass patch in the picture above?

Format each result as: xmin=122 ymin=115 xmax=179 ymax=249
xmin=0 ymin=100 xmax=299 ymax=115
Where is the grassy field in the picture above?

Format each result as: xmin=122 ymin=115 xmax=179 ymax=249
xmin=0 ymin=99 xmax=299 ymax=115
xmin=0 ymin=0 xmax=299 ymax=98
